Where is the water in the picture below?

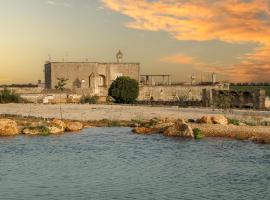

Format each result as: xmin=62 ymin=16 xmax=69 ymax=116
xmin=0 ymin=128 xmax=270 ymax=200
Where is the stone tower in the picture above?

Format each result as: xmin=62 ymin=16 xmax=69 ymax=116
xmin=116 ymin=50 xmax=123 ymax=63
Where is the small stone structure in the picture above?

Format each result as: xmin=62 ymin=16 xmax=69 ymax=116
xmin=44 ymin=51 xmax=140 ymax=96
xmin=202 ymin=89 xmax=266 ymax=109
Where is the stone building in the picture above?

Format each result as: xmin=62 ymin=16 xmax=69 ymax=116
xmin=44 ymin=51 xmax=140 ymax=96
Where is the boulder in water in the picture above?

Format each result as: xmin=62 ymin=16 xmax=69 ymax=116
xmin=163 ymin=121 xmax=194 ymax=138
xmin=51 ymin=119 xmax=66 ymax=132
xmin=65 ymin=121 xmax=83 ymax=132
xmin=0 ymin=119 xmax=19 ymax=136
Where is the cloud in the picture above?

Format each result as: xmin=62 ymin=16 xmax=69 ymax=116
xmin=160 ymin=53 xmax=203 ymax=65
xmin=46 ymin=0 xmax=71 ymax=7
xmin=102 ymin=0 xmax=270 ymax=82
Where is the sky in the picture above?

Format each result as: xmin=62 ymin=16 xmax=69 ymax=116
xmin=0 ymin=0 xmax=270 ymax=84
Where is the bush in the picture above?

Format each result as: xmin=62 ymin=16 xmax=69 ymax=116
xmin=0 ymin=88 xmax=22 ymax=103
xmin=108 ymin=76 xmax=139 ymax=104
xmin=80 ymin=95 xmax=99 ymax=104
xmin=193 ymin=128 xmax=205 ymax=139
xmin=228 ymin=118 xmax=240 ymax=126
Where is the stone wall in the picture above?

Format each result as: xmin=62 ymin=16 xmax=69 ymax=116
xmin=202 ymin=89 xmax=266 ymax=110
xmin=138 ymin=84 xmax=229 ymax=101
xmin=0 ymin=87 xmax=43 ymax=94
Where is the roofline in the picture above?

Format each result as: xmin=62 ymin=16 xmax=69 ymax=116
xmin=45 ymin=61 xmax=140 ymax=65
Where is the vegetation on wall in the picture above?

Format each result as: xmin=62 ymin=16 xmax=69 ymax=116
xmin=230 ymin=85 xmax=270 ymax=97
xmin=0 ymin=88 xmax=23 ymax=103
xmin=108 ymin=76 xmax=139 ymax=104
xmin=213 ymin=93 xmax=232 ymax=111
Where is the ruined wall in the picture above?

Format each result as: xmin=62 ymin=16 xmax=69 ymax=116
xmin=138 ymin=84 xmax=228 ymax=101
xmin=202 ymin=89 xmax=266 ymax=110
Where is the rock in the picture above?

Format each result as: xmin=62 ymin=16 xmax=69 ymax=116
xmin=211 ymin=115 xmax=228 ymax=125
xmin=48 ymin=126 xmax=63 ymax=134
xmin=65 ymin=121 xmax=83 ymax=132
xmin=152 ymin=122 xmax=174 ymax=130
xmin=51 ymin=119 xmax=66 ymax=132
xmin=22 ymin=128 xmax=40 ymax=135
xmin=22 ymin=126 xmax=50 ymax=136
xmin=198 ymin=116 xmax=212 ymax=124
xmin=163 ymin=122 xmax=194 ymax=138
xmin=163 ymin=126 xmax=178 ymax=137
xmin=174 ymin=118 xmax=186 ymax=129
xmin=252 ymin=134 xmax=270 ymax=144
xmin=132 ymin=127 xmax=158 ymax=135
xmin=0 ymin=119 xmax=19 ymax=136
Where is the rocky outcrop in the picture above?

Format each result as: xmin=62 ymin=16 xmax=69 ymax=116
xmin=162 ymin=119 xmax=193 ymax=138
xmin=132 ymin=127 xmax=158 ymax=135
xmin=22 ymin=128 xmax=40 ymax=135
xmin=0 ymin=119 xmax=19 ymax=136
xmin=22 ymin=126 xmax=50 ymax=136
xmin=198 ymin=115 xmax=228 ymax=125
xmin=198 ymin=116 xmax=212 ymax=124
xmin=211 ymin=115 xmax=228 ymax=125
xmin=48 ymin=126 xmax=63 ymax=134
xmin=65 ymin=121 xmax=83 ymax=132
xmin=163 ymin=122 xmax=194 ymax=138
xmin=51 ymin=119 xmax=66 ymax=132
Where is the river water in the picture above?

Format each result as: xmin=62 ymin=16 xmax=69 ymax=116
xmin=0 ymin=128 xmax=270 ymax=200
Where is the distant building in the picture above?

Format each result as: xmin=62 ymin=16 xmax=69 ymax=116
xmin=44 ymin=51 xmax=140 ymax=96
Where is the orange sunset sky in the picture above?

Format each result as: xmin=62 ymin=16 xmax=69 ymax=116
xmin=1 ymin=0 xmax=270 ymax=84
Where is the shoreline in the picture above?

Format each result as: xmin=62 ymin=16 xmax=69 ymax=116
xmin=1 ymin=113 xmax=270 ymax=144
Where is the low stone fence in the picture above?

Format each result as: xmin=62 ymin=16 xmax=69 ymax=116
xmin=135 ymin=100 xmax=202 ymax=107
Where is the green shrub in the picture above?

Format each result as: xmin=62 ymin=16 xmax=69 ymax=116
xmin=0 ymin=88 xmax=22 ymax=103
xmin=108 ymin=76 xmax=139 ymax=104
xmin=39 ymin=126 xmax=51 ymax=136
xmin=80 ymin=95 xmax=98 ymax=104
xmin=193 ymin=128 xmax=205 ymax=139
xmin=228 ymin=118 xmax=240 ymax=126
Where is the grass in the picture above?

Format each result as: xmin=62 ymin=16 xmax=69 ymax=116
xmin=228 ymin=118 xmax=240 ymax=126
xmin=193 ymin=128 xmax=205 ymax=139
xmin=230 ymin=85 xmax=270 ymax=97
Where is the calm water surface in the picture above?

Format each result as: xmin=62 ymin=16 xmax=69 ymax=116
xmin=0 ymin=128 xmax=270 ymax=200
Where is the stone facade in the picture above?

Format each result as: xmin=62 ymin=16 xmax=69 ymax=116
xmin=45 ymin=61 xmax=140 ymax=96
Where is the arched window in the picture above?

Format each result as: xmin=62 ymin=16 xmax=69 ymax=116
xmin=98 ymin=75 xmax=106 ymax=87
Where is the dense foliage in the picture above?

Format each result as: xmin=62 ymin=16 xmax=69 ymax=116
xmin=108 ymin=76 xmax=139 ymax=104
xmin=230 ymin=85 xmax=270 ymax=97
xmin=0 ymin=88 xmax=22 ymax=103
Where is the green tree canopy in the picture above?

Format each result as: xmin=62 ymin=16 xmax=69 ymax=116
xmin=108 ymin=76 xmax=139 ymax=104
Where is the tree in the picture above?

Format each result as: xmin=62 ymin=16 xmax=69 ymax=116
xmin=55 ymin=78 xmax=68 ymax=91
xmin=108 ymin=76 xmax=139 ymax=104
xmin=55 ymin=78 xmax=68 ymax=119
